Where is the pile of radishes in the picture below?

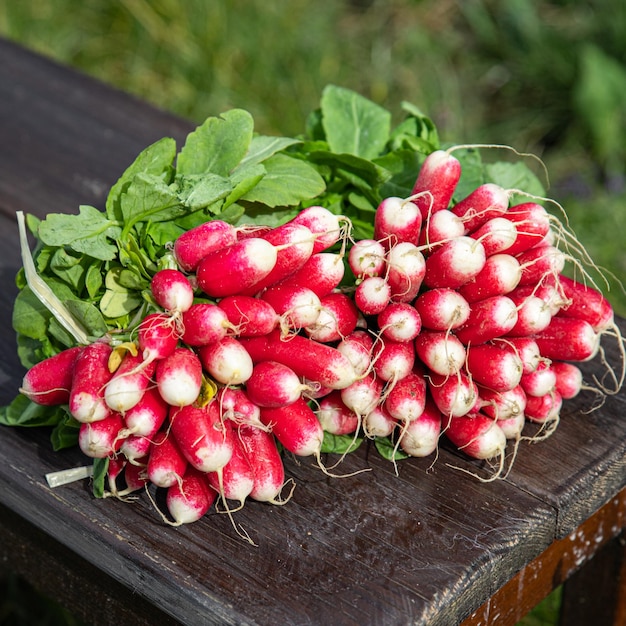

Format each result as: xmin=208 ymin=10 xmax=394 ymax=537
xmin=20 ymin=148 xmax=622 ymax=525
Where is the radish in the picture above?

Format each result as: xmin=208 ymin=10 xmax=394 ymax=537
xmin=245 ymin=361 xmax=308 ymax=408
xmin=509 ymin=276 xmax=567 ymax=317
xmin=494 ymin=336 xmax=541 ymax=374
xmin=497 ymin=411 xmax=526 ymax=440
xmin=386 ymin=241 xmax=426 ymax=302
xmin=240 ymin=222 xmax=314 ymax=294
xmin=373 ymin=196 xmax=422 ymax=249
xmin=414 ymin=288 xmax=470 ymax=331
xmin=520 ymin=361 xmax=556 ymax=397
xmin=274 ymin=252 xmax=345 ymax=298
xmin=104 ymin=350 xmax=156 ymax=413
xmin=479 ymin=384 xmax=527 ymax=421
xmin=525 ymin=390 xmax=563 ymax=424
xmin=150 ymin=268 xmax=194 ymax=314
xmin=260 ymin=397 xmax=324 ymax=457
xmin=505 ymin=293 xmax=553 ymax=336
xmin=289 ymin=205 xmax=345 ymax=253
xmin=146 ymin=430 xmax=189 ymax=489
xmin=372 ymin=339 xmax=415 ymax=383
xmin=69 ymin=342 xmax=114 ymax=423
xmin=384 ymin=371 xmax=427 ymax=422
xmin=217 ymin=295 xmax=279 ymax=337
xmin=238 ymin=424 xmax=287 ymax=503
xmin=551 ymin=361 xmax=583 ymax=399
xmin=181 ymin=303 xmax=232 ymax=346
xmin=196 ymin=237 xmax=278 ymax=298
xmin=454 ymin=295 xmax=518 ymax=345
xmin=399 ymin=398 xmax=442 ymax=458
xmin=78 ymin=412 xmax=124 ymax=458
xmin=500 ymin=203 xmax=551 ymax=256
xmin=239 ymin=330 xmax=358 ymax=390
xmin=119 ymin=433 xmax=154 ymax=464
xmin=137 ymin=312 xmax=180 ymax=363
xmin=428 ymin=371 xmax=478 ymax=417
xmin=451 ymin=183 xmax=510 ymax=234
xmin=122 ymin=386 xmax=169 ymax=438
xmin=173 ymin=219 xmax=237 ymax=272
xmin=261 ymin=283 xmax=322 ymax=330
xmin=466 ymin=343 xmax=524 ymax=392
xmin=418 ymin=209 xmax=465 ymax=250
xmin=20 ymin=345 xmax=82 ymax=406
xmin=166 ymin=466 xmax=218 ymax=525
xmin=216 ymin=387 xmax=263 ymax=429
xmin=468 ymin=217 xmax=518 ymax=256
xmin=119 ymin=461 xmax=149 ymax=495
xmin=533 ymin=317 xmax=599 ymax=362
xmin=317 ymin=391 xmax=360 ymax=436
xmin=457 ymin=254 xmax=522 ymax=303
xmin=410 ymin=150 xmax=462 ymax=219
xmin=516 ymin=245 xmax=566 ymax=287
xmin=305 ymin=292 xmax=359 ymax=343
xmin=198 ymin=336 xmax=253 ymax=386
xmin=556 ymin=275 xmax=615 ymax=332
xmin=155 ymin=347 xmax=203 ymax=406
xmin=336 ymin=330 xmax=375 ymax=377
xmin=414 ymin=331 xmax=466 ymax=377
xmin=170 ymin=402 xmax=234 ymax=473
xmin=348 ymin=238 xmax=386 ymax=277
xmin=423 ymin=236 xmax=486 ymax=290
xmin=340 ymin=372 xmax=383 ymax=419
xmin=377 ymin=302 xmax=422 ymax=343
xmin=363 ymin=404 xmax=398 ymax=438
xmin=354 ymin=276 xmax=392 ymax=316
xmin=443 ymin=412 xmax=507 ymax=462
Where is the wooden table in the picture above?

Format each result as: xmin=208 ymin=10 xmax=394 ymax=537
xmin=1 ymin=38 xmax=625 ymax=625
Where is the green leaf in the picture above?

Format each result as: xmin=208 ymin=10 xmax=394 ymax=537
xmin=320 ymin=432 xmax=363 ymax=455
xmin=176 ymin=172 xmax=233 ymax=211
xmin=375 ymin=436 xmax=410 ymax=462
xmin=106 ymin=137 xmax=177 ymax=220
xmin=177 ymin=109 xmax=254 ymax=177
xmin=0 ymin=394 xmax=66 ymax=428
xmin=65 ymin=300 xmax=109 ymax=338
xmin=224 ymin=163 xmax=266 ymax=209
xmin=92 ymin=458 xmax=109 ymax=499
xmin=100 ymin=267 xmax=143 ymax=320
xmin=120 ymin=173 xmax=182 ymax=230
xmin=51 ymin=414 xmax=81 ymax=451
xmin=320 ymin=85 xmax=391 ymax=159
xmin=238 ymin=135 xmax=301 ymax=168
xmin=453 ymin=148 xmax=485 ymax=202
xmin=38 ymin=206 xmax=121 ymax=261
xmin=12 ymin=287 xmax=50 ymax=340
xmin=85 ymin=263 xmax=104 ymax=299
xmin=239 ymin=154 xmax=325 ymax=207
xmin=484 ymin=161 xmax=545 ymax=200
xmin=307 ymin=150 xmax=392 ymax=191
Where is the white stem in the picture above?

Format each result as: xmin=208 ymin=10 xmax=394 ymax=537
xmin=45 ymin=465 xmax=94 ymax=488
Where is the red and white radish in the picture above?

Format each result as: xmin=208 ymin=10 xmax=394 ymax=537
xmin=423 ymin=236 xmax=486 ymax=290
xmin=414 ymin=288 xmax=470 ymax=331
xmin=155 ymin=347 xmax=203 ymax=406
xmin=217 ymin=295 xmax=279 ymax=337
xmin=410 ymin=150 xmax=462 ymax=219
xmin=374 ymin=196 xmax=422 ymax=249
xmin=377 ymin=302 xmax=422 ymax=343
xmin=173 ymin=219 xmax=237 ymax=273
xmin=150 ymin=268 xmax=194 ymax=314
xmin=146 ymin=430 xmax=189 ymax=489
xmin=414 ymin=331 xmax=466 ymax=377
xmin=181 ymin=303 xmax=232 ymax=346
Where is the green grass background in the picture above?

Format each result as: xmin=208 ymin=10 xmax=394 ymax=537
xmin=0 ymin=1 xmax=625 ymax=624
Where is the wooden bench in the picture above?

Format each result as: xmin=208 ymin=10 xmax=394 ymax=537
xmin=1 ymin=38 xmax=625 ymax=625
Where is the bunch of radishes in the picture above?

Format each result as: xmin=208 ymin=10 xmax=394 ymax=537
xmin=20 ymin=148 xmax=621 ymax=524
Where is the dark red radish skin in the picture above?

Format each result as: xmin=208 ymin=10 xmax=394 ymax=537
xmin=414 ymin=288 xmax=470 ymax=331
xmin=20 ymin=346 xmax=82 ymax=406
xmin=150 ymin=269 xmax=194 ymax=314
xmin=414 ymin=331 xmax=466 ymax=377
xmin=509 ymin=276 xmax=566 ymax=317
xmin=428 ymin=371 xmax=479 ymax=418
xmin=69 ymin=342 xmax=114 ymax=423
xmin=196 ymin=237 xmax=277 ymax=298
xmin=336 ymin=330 xmax=375 ymax=377
xmin=494 ymin=336 xmax=541 ymax=374
xmin=238 ymin=424 xmax=286 ymax=503
xmin=478 ymin=384 xmax=527 ymax=421
xmin=384 ymin=371 xmax=427 ymax=423
xmin=317 ymin=391 xmax=360 ymax=436
xmin=274 ymin=252 xmax=345 ymax=298
xmin=465 ymin=343 xmax=524 ymax=392
xmin=207 ymin=422 xmax=255 ymax=506
xmin=239 ymin=330 xmax=358 ymax=390
xmin=236 ymin=224 xmax=272 ymax=240
xmin=454 ymin=295 xmax=518 ymax=345
xmin=551 ymin=361 xmax=583 ymax=399
xmin=216 ymin=387 xmax=262 ymax=429
xmin=146 ymin=430 xmax=189 ymax=489
xmin=78 ymin=412 xmax=124 ymax=458
xmin=197 ymin=336 xmax=253 ymax=386
xmin=123 ymin=386 xmax=169 ymax=437
xmin=245 ymin=361 xmax=307 ymax=408
xmin=166 ymin=466 xmax=218 ymax=525
xmin=423 ymin=236 xmax=486 ymax=290
xmin=354 ymin=276 xmax=392 ymax=316
xmin=410 ymin=150 xmax=462 ymax=219
xmin=516 ymin=245 xmax=566 ymax=288
xmin=173 ymin=219 xmax=237 ymax=273
xmin=377 ymin=302 xmax=422 ymax=343
xmin=181 ymin=303 xmax=232 ymax=346
xmin=556 ymin=275 xmax=615 ymax=332
xmin=217 ymin=295 xmax=279 ymax=337
xmin=374 ymin=196 xmax=422 ymax=249
xmin=418 ymin=209 xmax=465 ymax=250
xmin=533 ymin=317 xmax=599 ymax=362
xmin=372 ymin=339 xmax=415 ymax=383
xmin=261 ymin=284 xmax=321 ymax=330
xmin=289 ymin=205 xmax=343 ymax=253
xmin=106 ymin=456 xmax=127 ymax=495
xmin=104 ymin=351 xmax=156 ymax=413
xmin=520 ymin=361 xmax=556 ymax=397
xmin=399 ymin=398 xmax=442 ymax=458
xmin=386 ymin=242 xmax=426 ymax=303
xmin=137 ymin=312 xmax=180 ymax=363
xmin=500 ymin=203 xmax=551 ymax=256
xmin=156 ymin=347 xmax=203 ymax=407
xmin=451 ymin=183 xmax=510 ymax=234
xmin=525 ymin=390 xmax=563 ymax=424
xmin=260 ymin=397 xmax=324 ymax=457
xmin=457 ymin=254 xmax=521 ymax=303
xmin=442 ymin=412 xmax=507 ymax=461
xmin=240 ymin=223 xmax=314 ymax=295
xmin=170 ymin=402 xmax=234 ymax=473
xmin=363 ymin=404 xmax=398 ymax=439
xmin=348 ymin=238 xmax=386 ymax=278
xmin=119 ymin=461 xmax=149 ymax=495
xmin=468 ymin=217 xmax=518 ymax=257
xmin=305 ymin=292 xmax=359 ymax=343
